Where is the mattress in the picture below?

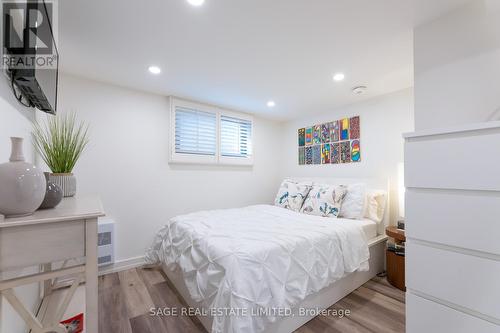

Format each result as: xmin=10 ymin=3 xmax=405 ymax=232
xmin=146 ymin=205 xmax=370 ymax=333
xmin=347 ymin=218 xmax=378 ymax=240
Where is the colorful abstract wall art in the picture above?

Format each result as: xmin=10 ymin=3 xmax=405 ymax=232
xmin=298 ymin=147 xmax=305 ymax=165
xmin=340 ymin=141 xmax=351 ymax=163
xmin=351 ymin=140 xmax=361 ymax=162
xmin=340 ymin=118 xmax=349 ymax=141
xmin=305 ymin=127 xmax=313 ymax=146
xmin=331 ymin=143 xmax=340 ymax=164
xmin=312 ymin=145 xmax=321 ymax=164
xmin=305 ymin=146 xmax=313 ymax=164
xmin=349 ymin=116 xmax=360 ymax=139
xmin=330 ymin=121 xmax=339 ymax=142
xmin=321 ymin=144 xmax=331 ymax=164
xmin=321 ymin=123 xmax=330 ymax=143
xmin=297 ymin=116 xmax=361 ymax=165
xmin=298 ymin=128 xmax=305 ymax=146
xmin=313 ymin=125 xmax=321 ymax=145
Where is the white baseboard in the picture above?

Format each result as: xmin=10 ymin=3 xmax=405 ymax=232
xmin=98 ymin=256 xmax=145 ymax=276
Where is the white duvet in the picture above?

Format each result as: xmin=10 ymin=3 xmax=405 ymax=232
xmin=145 ymin=205 xmax=370 ymax=333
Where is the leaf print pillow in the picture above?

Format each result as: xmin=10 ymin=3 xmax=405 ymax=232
xmin=274 ymin=179 xmax=312 ymax=212
xmin=300 ymin=184 xmax=347 ymax=218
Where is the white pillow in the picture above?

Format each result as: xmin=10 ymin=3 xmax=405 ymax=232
xmin=339 ymin=183 xmax=367 ymax=219
xmin=363 ymin=190 xmax=387 ymax=223
xmin=300 ymin=184 xmax=347 ymax=218
xmin=274 ymin=179 xmax=312 ymax=212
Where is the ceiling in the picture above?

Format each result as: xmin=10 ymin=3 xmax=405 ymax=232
xmin=57 ymin=0 xmax=471 ymax=120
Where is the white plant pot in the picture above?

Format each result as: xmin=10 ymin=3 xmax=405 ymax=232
xmin=49 ymin=173 xmax=77 ymax=197
xmin=0 ymin=137 xmax=46 ymax=217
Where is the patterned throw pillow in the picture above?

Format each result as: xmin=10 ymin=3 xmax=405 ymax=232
xmin=300 ymin=184 xmax=347 ymax=218
xmin=274 ymin=179 xmax=312 ymax=212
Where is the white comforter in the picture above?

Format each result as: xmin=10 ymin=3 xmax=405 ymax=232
xmin=145 ymin=205 xmax=370 ymax=333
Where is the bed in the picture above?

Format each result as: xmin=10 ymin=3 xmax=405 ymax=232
xmin=146 ymin=178 xmax=389 ymax=333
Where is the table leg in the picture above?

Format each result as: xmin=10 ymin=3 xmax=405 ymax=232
xmin=1 ymin=289 xmax=44 ymax=332
xmin=85 ymin=218 xmax=98 ymax=332
xmin=42 ymin=263 xmax=52 ymax=298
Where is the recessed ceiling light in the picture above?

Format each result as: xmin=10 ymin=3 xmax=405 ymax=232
xmin=148 ymin=66 xmax=161 ymax=75
xmin=333 ymin=73 xmax=345 ymax=82
xmin=187 ymin=0 xmax=205 ymax=6
xmin=267 ymin=100 xmax=276 ymax=108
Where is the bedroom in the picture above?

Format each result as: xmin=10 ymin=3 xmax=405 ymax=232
xmin=0 ymin=1 xmax=499 ymax=333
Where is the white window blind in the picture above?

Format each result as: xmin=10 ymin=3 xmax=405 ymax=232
xmin=220 ymin=115 xmax=252 ymax=158
xmin=174 ymin=106 xmax=216 ymax=156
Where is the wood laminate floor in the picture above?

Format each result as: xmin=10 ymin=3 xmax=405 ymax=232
xmin=98 ymin=267 xmax=405 ymax=333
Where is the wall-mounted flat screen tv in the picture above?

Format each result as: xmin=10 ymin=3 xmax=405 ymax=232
xmin=3 ymin=0 xmax=58 ymax=114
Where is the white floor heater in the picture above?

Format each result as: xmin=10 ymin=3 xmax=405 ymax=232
xmin=97 ymin=217 xmax=115 ymax=267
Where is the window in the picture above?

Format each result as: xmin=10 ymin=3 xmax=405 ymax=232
xmin=175 ymin=107 xmax=216 ymax=156
xmin=170 ymin=98 xmax=253 ymax=165
xmin=220 ymin=115 xmax=252 ymax=158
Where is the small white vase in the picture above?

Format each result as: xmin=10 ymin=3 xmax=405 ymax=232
xmin=49 ymin=173 xmax=77 ymax=197
xmin=0 ymin=137 xmax=47 ymax=217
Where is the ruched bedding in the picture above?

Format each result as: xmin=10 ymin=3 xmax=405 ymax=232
xmin=146 ymin=204 xmax=370 ymax=333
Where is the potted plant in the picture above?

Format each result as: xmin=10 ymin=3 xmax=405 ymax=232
xmin=32 ymin=113 xmax=89 ymax=197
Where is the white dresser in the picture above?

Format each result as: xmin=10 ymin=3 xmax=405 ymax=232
xmin=404 ymin=122 xmax=500 ymax=332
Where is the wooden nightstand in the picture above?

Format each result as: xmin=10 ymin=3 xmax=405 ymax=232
xmin=385 ymin=226 xmax=405 ymax=291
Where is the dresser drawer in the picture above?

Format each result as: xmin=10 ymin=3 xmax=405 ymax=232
xmin=405 ymin=129 xmax=500 ymax=191
xmin=406 ymin=241 xmax=500 ymax=320
xmin=406 ymin=189 xmax=500 ymax=255
xmin=0 ymin=220 xmax=85 ymax=271
xmin=407 ymin=292 xmax=499 ymax=333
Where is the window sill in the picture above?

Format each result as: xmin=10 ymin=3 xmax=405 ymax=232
xmin=169 ymin=156 xmax=254 ymax=166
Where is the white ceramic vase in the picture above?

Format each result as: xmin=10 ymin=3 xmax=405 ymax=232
xmin=0 ymin=137 xmax=47 ymax=217
xmin=49 ymin=173 xmax=77 ymax=197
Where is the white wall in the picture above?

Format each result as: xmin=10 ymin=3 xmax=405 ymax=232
xmin=0 ymin=77 xmax=40 ymax=333
xmin=280 ymin=89 xmax=414 ymax=225
xmin=414 ymin=0 xmax=500 ymax=130
xmin=0 ymin=77 xmax=35 ymax=160
xmin=56 ymin=74 xmax=283 ymax=262
xmin=0 ymin=72 xmax=413 ymax=332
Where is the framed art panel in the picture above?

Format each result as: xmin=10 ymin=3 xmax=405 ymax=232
xmin=305 ymin=146 xmax=313 ymax=164
xmin=305 ymin=127 xmax=313 ymax=146
xmin=340 ymin=118 xmax=349 ymax=141
xmin=331 ymin=142 xmax=340 ymax=164
xmin=321 ymin=123 xmax=331 ymax=143
xmin=349 ymin=116 xmax=360 ymax=139
xmin=351 ymin=139 xmax=361 ymax=162
xmin=298 ymin=147 xmax=305 ymax=165
xmin=322 ymin=144 xmax=331 ymax=164
xmin=340 ymin=141 xmax=351 ymax=163
xmin=298 ymin=128 xmax=305 ymax=146
xmin=312 ymin=145 xmax=321 ymax=164
xmin=313 ymin=125 xmax=321 ymax=145
xmin=330 ymin=121 xmax=339 ymax=142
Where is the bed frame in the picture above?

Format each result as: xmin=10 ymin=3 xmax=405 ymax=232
xmin=161 ymin=178 xmax=390 ymax=333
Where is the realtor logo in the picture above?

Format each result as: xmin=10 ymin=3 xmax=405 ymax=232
xmin=2 ymin=0 xmax=58 ymax=69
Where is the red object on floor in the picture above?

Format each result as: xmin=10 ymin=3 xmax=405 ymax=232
xmin=60 ymin=313 xmax=84 ymax=333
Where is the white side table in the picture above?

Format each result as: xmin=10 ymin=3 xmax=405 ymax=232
xmin=0 ymin=195 xmax=104 ymax=333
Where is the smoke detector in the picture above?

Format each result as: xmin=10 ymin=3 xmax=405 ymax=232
xmin=352 ymin=86 xmax=367 ymax=95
